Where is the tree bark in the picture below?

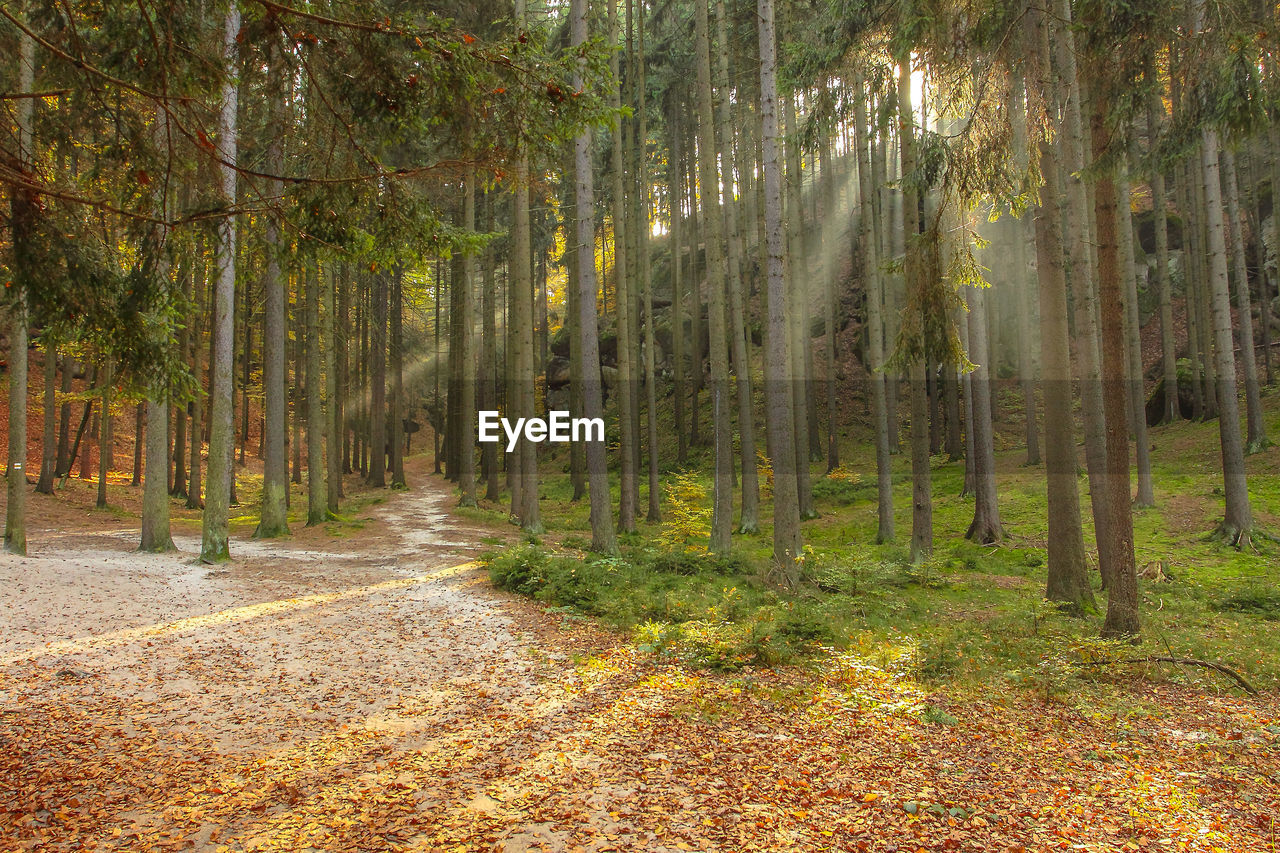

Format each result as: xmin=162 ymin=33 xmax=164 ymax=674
xmin=572 ymin=0 xmax=617 ymax=554
xmin=1026 ymin=1 xmax=1093 ymax=612
xmin=5 ymin=25 xmax=35 ymax=554
xmin=1090 ymin=95 xmax=1140 ymax=638
xmin=898 ymin=60 xmax=932 ymax=564
xmin=694 ymin=0 xmax=733 ymax=552
xmin=37 ymin=345 xmax=57 ymax=494
xmin=1118 ymin=152 xmax=1155 ymax=507
xmin=1199 ymin=127 xmax=1254 ymax=545
xmin=256 ymin=46 xmax=289 ymax=537
xmin=305 ymin=266 xmax=326 ymax=524
xmin=1221 ymin=147 xmax=1267 ymax=454
xmin=855 ymin=79 xmax=893 ymax=544
xmin=199 ymin=2 xmax=240 ymax=564
xmin=758 ymin=0 xmax=802 ymax=583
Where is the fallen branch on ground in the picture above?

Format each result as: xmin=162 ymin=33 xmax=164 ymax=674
xmin=1077 ymin=656 xmax=1257 ymax=694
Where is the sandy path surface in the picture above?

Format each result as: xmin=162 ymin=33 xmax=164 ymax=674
xmin=0 ymin=470 xmax=631 ymax=852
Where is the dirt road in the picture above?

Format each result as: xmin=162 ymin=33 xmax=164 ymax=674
xmin=0 ymin=469 xmax=634 ymax=852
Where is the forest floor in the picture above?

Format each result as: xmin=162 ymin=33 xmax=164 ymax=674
xmin=2 ymin=456 xmax=1278 ymax=852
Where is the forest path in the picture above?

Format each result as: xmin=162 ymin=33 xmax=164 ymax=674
xmin=0 ymin=460 xmax=638 ymax=852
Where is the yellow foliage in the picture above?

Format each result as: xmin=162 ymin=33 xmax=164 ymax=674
xmin=663 ymin=472 xmax=711 ymax=552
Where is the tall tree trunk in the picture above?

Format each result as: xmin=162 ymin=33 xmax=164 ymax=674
xmin=898 ymin=60 xmax=932 ymax=563
xmin=368 ymin=268 xmax=389 ymax=488
xmin=390 ymin=266 xmax=406 ymax=488
xmin=1012 ymin=87 xmax=1040 ymax=466
xmin=1148 ymin=91 xmax=1180 ymax=423
xmin=327 ymin=267 xmax=341 ymax=514
xmin=714 ymin=0 xmax=758 ymax=532
xmin=636 ymin=0 xmax=661 ymax=525
xmin=37 ymin=345 xmax=57 ymax=494
xmin=200 ymin=2 xmax=240 ymax=564
xmin=1089 ymin=90 xmax=1140 ymax=637
xmin=1118 ymin=152 xmax=1155 ymax=507
xmin=610 ymin=0 xmax=638 ymax=533
xmin=187 ymin=275 xmax=206 ymax=510
xmin=132 ymin=404 xmax=144 ymax=486
xmin=855 ymin=79 xmax=893 ymax=544
xmin=1026 ymin=1 xmax=1093 ymax=611
xmin=511 ymin=0 xmax=541 ymax=531
xmin=1200 ymin=127 xmax=1254 ymax=545
xmin=141 ymin=113 xmax=176 ymax=551
xmin=456 ymin=172 xmax=477 ymax=505
xmin=694 ymin=0 xmax=733 ymax=552
xmin=1054 ymin=0 xmax=1110 ymax=585
xmin=965 ymin=284 xmax=1003 ymax=543
xmin=670 ymin=115 xmax=688 ymax=465
xmin=758 ymin=0 xmax=802 ymax=583
xmin=481 ymin=225 xmax=500 ymax=502
xmin=306 ymin=266 xmax=326 ymax=524
xmin=565 ymin=169 xmax=586 ymax=502
xmin=257 ymin=48 xmax=289 ymax=537
xmin=783 ymin=92 xmax=815 ymax=519
xmin=57 ymin=355 xmax=74 ymax=478
xmin=572 ymin=0 xmax=617 ymax=553
xmin=97 ymin=358 xmax=114 ymax=508
xmin=5 ymin=25 xmax=35 ymax=554
xmin=1221 ymin=147 xmax=1267 ymax=453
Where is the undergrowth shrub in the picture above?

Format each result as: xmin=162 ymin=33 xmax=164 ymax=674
xmin=663 ymin=472 xmax=711 ymax=550
xmin=1212 ymin=584 xmax=1280 ymax=619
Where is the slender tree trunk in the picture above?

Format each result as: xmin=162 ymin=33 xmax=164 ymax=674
xmin=305 ymin=267 xmax=326 ymax=524
xmin=714 ymin=0 xmax=758 ymax=531
xmin=241 ymin=277 xmax=252 ymax=466
xmin=1247 ymin=141 xmax=1272 ymax=387
xmin=257 ymin=50 xmax=289 ymax=537
xmin=565 ymin=170 xmax=586 ymax=502
xmin=572 ymin=0 xmax=617 ymax=553
xmin=965 ymin=283 xmax=1003 ymax=542
xmin=326 ymin=267 xmax=341 ymax=515
xmin=636 ymin=0 xmax=661 ymax=525
xmin=694 ymin=0 xmax=733 ymax=551
xmin=481 ymin=228 xmax=500 ymax=502
xmin=783 ymin=92 xmax=815 ymax=520
xmin=97 ymin=359 xmax=114 ymax=509
xmin=200 ymin=3 xmax=240 ymax=564
xmin=610 ymin=0 xmax=637 ymax=533
xmin=37 ymin=345 xmax=57 ymax=494
xmin=57 ymin=355 xmax=74 ymax=478
xmin=187 ymin=275 xmax=205 ymax=510
xmin=670 ymin=117 xmax=688 ymax=465
xmin=1200 ymin=127 xmax=1254 ymax=545
xmin=1090 ymin=90 xmax=1140 ymax=637
xmin=390 ymin=266 xmax=406 ymax=488
xmin=367 ymin=269 xmax=388 ymax=489
xmin=1026 ymin=2 xmax=1093 ymax=611
xmin=1054 ymin=0 xmax=1110 ymax=585
xmin=1012 ymin=88 xmax=1040 ymax=466
xmin=1148 ymin=92 xmax=1180 ymax=423
xmin=1119 ymin=153 xmax=1155 ymax=507
xmin=132 ymin=404 xmax=144 ymax=486
xmin=898 ymin=61 xmax=932 ymax=563
xmin=855 ymin=80 xmax=893 ymax=543
xmin=1221 ymin=147 xmax=1267 ymax=453
xmin=456 ymin=173 xmax=477 ymax=505
xmin=758 ymin=0 xmax=802 ymax=583
xmin=5 ymin=26 xmax=35 ymax=554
